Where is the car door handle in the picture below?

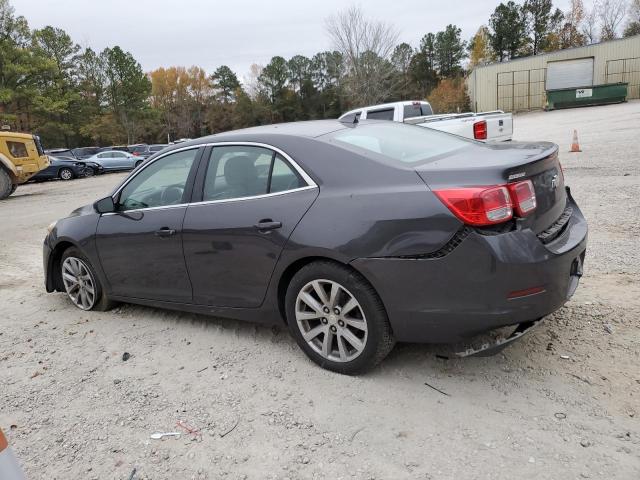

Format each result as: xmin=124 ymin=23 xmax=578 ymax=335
xmin=254 ymin=220 xmax=282 ymax=232
xmin=155 ymin=227 xmax=176 ymax=237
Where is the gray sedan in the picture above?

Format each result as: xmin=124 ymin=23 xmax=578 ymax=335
xmin=43 ymin=120 xmax=587 ymax=374
xmin=85 ymin=150 xmax=140 ymax=171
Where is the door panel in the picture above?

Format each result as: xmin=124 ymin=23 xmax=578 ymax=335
xmin=95 ymin=147 xmax=201 ymax=302
xmin=183 ymin=189 xmax=318 ymax=307
xmin=96 ymin=207 xmax=192 ymax=302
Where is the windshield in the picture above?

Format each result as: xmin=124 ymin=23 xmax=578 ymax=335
xmin=323 ymin=122 xmax=469 ymax=165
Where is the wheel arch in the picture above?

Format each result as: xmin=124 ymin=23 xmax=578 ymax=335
xmin=275 ymin=255 xmax=382 ymax=325
xmin=47 ymin=240 xmax=78 ymax=292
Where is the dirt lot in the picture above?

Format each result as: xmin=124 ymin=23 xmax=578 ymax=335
xmin=1 ymin=102 xmax=639 ymax=479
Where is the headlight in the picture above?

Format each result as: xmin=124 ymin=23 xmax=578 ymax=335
xmin=47 ymin=221 xmax=57 ymax=234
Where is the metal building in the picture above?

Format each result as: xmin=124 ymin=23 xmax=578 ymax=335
xmin=467 ymin=35 xmax=640 ymax=112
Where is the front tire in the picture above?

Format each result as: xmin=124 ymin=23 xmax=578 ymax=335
xmin=135 ymin=160 xmax=142 ymax=168
xmin=286 ymin=261 xmax=395 ymax=375
xmin=83 ymin=166 xmax=95 ymax=177
xmin=0 ymin=168 xmax=13 ymax=199
xmin=58 ymin=167 xmax=74 ymax=180
xmin=60 ymin=247 xmax=116 ymax=311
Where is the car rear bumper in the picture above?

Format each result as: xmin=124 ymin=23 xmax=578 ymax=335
xmin=351 ymin=188 xmax=587 ymax=344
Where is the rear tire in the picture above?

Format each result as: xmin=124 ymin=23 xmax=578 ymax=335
xmin=60 ymin=247 xmax=117 ymax=311
xmin=285 ymin=261 xmax=395 ymax=375
xmin=59 ymin=167 xmax=74 ymax=180
xmin=0 ymin=168 xmax=13 ymax=199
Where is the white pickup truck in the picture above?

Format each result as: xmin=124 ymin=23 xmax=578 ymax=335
xmin=339 ymin=101 xmax=513 ymax=142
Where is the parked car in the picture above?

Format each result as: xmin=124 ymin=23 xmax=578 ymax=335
xmin=148 ymin=144 xmax=168 ymax=155
xmin=79 ymin=160 xmax=105 ymax=177
xmin=72 ymin=146 xmax=101 ymax=160
xmin=98 ymin=145 xmax=129 ymax=153
xmin=30 ymin=156 xmax=87 ymax=181
xmin=45 ymin=148 xmax=78 ymax=159
xmin=43 ymin=120 xmax=587 ymax=374
xmin=85 ymin=150 xmax=140 ymax=171
xmin=339 ymin=100 xmax=513 ymax=142
xmin=132 ymin=144 xmax=169 ymax=161
xmin=129 ymin=144 xmax=152 ymax=159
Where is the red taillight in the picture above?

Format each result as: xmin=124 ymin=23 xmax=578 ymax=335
xmin=507 ymin=179 xmax=537 ymax=216
xmin=436 ymin=180 xmax=537 ymax=226
xmin=473 ymin=120 xmax=487 ymax=140
xmin=434 ymin=186 xmax=513 ymax=226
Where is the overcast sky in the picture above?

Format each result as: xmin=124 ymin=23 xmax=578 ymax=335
xmin=12 ymin=0 xmax=572 ymax=77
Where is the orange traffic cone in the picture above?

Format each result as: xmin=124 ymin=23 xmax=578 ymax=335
xmin=570 ymin=129 xmax=581 ymax=153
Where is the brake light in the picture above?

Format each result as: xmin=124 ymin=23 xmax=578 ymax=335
xmin=473 ymin=120 xmax=487 ymax=140
xmin=507 ymin=179 xmax=537 ymax=216
xmin=434 ymin=186 xmax=512 ymax=226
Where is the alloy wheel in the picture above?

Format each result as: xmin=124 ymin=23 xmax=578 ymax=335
xmin=61 ymin=257 xmax=96 ymax=310
xmin=295 ymin=279 xmax=368 ymax=362
xmin=83 ymin=167 xmax=94 ymax=177
xmin=59 ymin=168 xmax=73 ymax=180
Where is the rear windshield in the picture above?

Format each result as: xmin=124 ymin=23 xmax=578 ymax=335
xmin=149 ymin=145 xmax=166 ymax=152
xmin=403 ymin=103 xmax=433 ymax=119
xmin=323 ymin=122 xmax=468 ymax=165
xmin=131 ymin=145 xmax=148 ymax=153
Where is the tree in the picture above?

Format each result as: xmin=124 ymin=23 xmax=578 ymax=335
xmin=426 ymin=78 xmax=470 ymax=113
xmin=211 ymin=65 xmax=240 ymax=103
xmin=468 ymin=26 xmax=493 ymax=67
xmin=624 ymin=0 xmax=640 ymax=36
xmin=408 ymin=33 xmax=439 ymax=99
xmin=391 ymin=43 xmax=413 ymax=99
xmin=325 ymin=5 xmax=399 ymax=105
xmin=434 ymin=25 xmax=466 ymax=76
xmin=551 ymin=0 xmax=586 ymax=49
xmin=102 ymin=46 xmax=151 ymax=144
xmin=489 ymin=2 xmax=527 ymax=61
xmin=582 ymin=2 xmax=599 ymax=42
xmin=523 ymin=0 xmax=554 ymax=54
xmin=30 ymin=26 xmax=81 ymax=146
xmin=598 ymin=0 xmax=628 ymax=40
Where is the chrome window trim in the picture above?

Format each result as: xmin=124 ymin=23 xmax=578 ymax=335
xmin=107 ymin=141 xmax=318 ymax=214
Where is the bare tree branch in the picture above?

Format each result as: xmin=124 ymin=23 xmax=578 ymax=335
xmin=325 ymin=5 xmax=399 ymax=105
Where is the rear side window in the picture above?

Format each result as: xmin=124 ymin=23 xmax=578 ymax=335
xmin=403 ymin=103 xmax=433 ymax=119
xmin=366 ymin=108 xmax=394 ymax=120
xmin=324 ymin=122 xmax=469 ymax=165
xmin=6 ymin=141 xmax=28 ymax=158
xmin=202 ymin=146 xmax=307 ymax=201
xmin=270 ymin=154 xmax=305 ymax=193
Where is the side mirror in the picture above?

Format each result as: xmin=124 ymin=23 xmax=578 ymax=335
xmin=94 ymin=196 xmax=115 ymax=214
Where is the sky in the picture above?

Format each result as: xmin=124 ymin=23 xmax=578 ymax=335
xmin=12 ymin=0 xmax=573 ymax=77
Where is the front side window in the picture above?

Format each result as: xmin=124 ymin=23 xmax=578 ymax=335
xmin=202 ymin=146 xmax=307 ymax=201
xmin=117 ymin=149 xmax=197 ymax=211
xmin=6 ymin=141 xmax=28 ymax=158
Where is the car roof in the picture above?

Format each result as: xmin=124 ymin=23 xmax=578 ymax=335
xmin=193 ymin=120 xmax=342 ymax=145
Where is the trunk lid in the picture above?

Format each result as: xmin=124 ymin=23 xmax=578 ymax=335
xmin=415 ymin=141 xmax=566 ymax=234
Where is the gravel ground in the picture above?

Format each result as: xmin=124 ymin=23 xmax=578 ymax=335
xmin=1 ymin=101 xmax=639 ymax=480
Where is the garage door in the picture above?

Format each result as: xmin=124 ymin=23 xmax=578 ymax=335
xmin=546 ymin=58 xmax=594 ymax=90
